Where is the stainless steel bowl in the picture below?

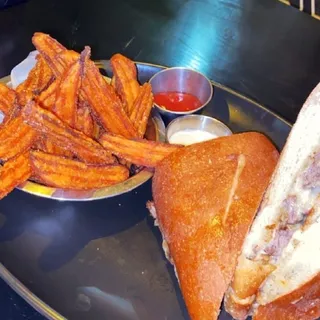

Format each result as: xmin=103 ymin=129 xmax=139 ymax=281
xmin=0 ymin=75 xmax=166 ymax=201
xmin=166 ymin=114 xmax=232 ymax=145
xmin=149 ymin=67 xmax=213 ymax=123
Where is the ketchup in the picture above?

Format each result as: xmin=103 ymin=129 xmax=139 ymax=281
xmin=154 ymin=92 xmax=202 ymax=112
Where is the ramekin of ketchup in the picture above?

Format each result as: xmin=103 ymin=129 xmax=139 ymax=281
xmin=154 ymin=92 xmax=202 ymax=112
xmin=149 ymin=67 xmax=213 ymax=122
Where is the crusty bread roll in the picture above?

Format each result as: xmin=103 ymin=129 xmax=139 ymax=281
xmin=149 ymin=132 xmax=279 ymax=320
xmin=253 ymin=272 xmax=320 ymax=320
xmin=225 ymin=82 xmax=320 ymax=320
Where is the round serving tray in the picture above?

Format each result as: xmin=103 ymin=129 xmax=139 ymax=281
xmin=0 ymin=69 xmax=166 ymax=201
xmin=0 ymin=62 xmax=292 ymax=320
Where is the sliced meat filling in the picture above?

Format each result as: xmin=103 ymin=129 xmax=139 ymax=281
xmin=282 ymin=196 xmax=301 ymax=225
xmin=250 ymin=151 xmax=320 ymax=263
xmin=263 ymin=228 xmax=295 ymax=259
xmin=262 ymin=195 xmax=306 ymax=261
xmin=303 ymin=152 xmax=320 ymax=189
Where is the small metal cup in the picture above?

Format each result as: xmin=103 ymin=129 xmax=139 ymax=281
xmin=166 ymin=114 xmax=232 ymax=144
xmin=149 ymin=67 xmax=213 ymax=124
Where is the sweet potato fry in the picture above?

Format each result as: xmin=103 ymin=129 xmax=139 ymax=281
xmin=32 ymin=35 xmax=79 ymax=112
xmin=38 ymin=40 xmax=137 ymax=138
xmin=93 ymin=121 xmax=102 ymax=139
xmin=55 ymin=49 xmax=79 ymax=76
xmin=42 ymin=139 xmax=73 ymax=158
xmin=2 ymin=103 xmax=22 ymax=125
xmin=0 ymin=115 xmax=37 ymax=160
xmin=22 ymin=101 xmax=114 ymax=164
xmin=17 ymin=55 xmax=54 ymax=106
xmin=37 ymin=51 xmax=80 ymax=114
xmin=37 ymin=78 xmax=58 ymax=110
xmin=110 ymin=53 xmax=140 ymax=114
xmin=40 ymin=49 xmax=86 ymax=157
xmin=37 ymin=52 xmax=85 ymax=157
xmin=33 ymin=136 xmax=71 ymax=159
xmin=32 ymin=135 xmax=47 ymax=151
xmin=82 ymin=54 xmax=138 ymax=138
xmin=111 ymin=76 xmax=116 ymax=88
xmin=30 ymin=151 xmax=129 ymax=190
xmin=0 ymin=152 xmax=32 ymax=199
xmin=53 ymin=58 xmax=82 ymax=126
xmin=75 ymin=102 xmax=94 ymax=137
xmin=32 ymin=32 xmax=67 ymax=77
xmin=32 ymin=35 xmax=137 ymax=138
xmin=36 ymin=39 xmax=78 ymax=78
xmin=130 ymin=83 xmax=154 ymax=138
xmin=99 ymin=133 xmax=182 ymax=167
xmin=0 ymin=83 xmax=16 ymax=116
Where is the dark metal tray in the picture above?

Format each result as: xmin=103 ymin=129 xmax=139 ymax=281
xmin=0 ymin=62 xmax=291 ymax=320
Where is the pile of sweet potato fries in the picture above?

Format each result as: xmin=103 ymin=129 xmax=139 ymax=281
xmin=0 ymin=33 xmax=180 ymax=199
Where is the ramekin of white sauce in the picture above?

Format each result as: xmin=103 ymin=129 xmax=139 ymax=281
xmin=166 ymin=115 xmax=232 ymax=146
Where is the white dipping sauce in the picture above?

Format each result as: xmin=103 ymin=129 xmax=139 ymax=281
xmin=169 ymin=129 xmax=217 ymax=146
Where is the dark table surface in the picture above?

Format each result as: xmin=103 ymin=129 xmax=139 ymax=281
xmin=0 ymin=0 xmax=320 ymax=319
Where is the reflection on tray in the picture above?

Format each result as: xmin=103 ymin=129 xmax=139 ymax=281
xmin=76 ymin=287 xmax=146 ymax=320
xmin=0 ymin=184 xmax=151 ymax=272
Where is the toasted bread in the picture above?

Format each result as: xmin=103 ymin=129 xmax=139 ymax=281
xmin=150 ymin=132 xmax=279 ymax=320
xmin=225 ymin=82 xmax=320 ymax=320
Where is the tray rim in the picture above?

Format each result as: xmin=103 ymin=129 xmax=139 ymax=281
xmin=0 ymin=61 xmax=293 ymax=320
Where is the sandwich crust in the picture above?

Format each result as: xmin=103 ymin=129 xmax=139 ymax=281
xmin=253 ymin=273 xmax=320 ymax=320
xmin=152 ymin=132 xmax=279 ymax=320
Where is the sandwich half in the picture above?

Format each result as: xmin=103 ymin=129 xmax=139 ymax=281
xmin=148 ymin=132 xmax=279 ymax=320
xmin=225 ymin=82 xmax=320 ymax=320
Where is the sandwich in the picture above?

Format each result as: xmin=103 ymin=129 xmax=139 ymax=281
xmin=147 ymin=132 xmax=279 ymax=320
xmin=224 ymin=82 xmax=320 ymax=320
